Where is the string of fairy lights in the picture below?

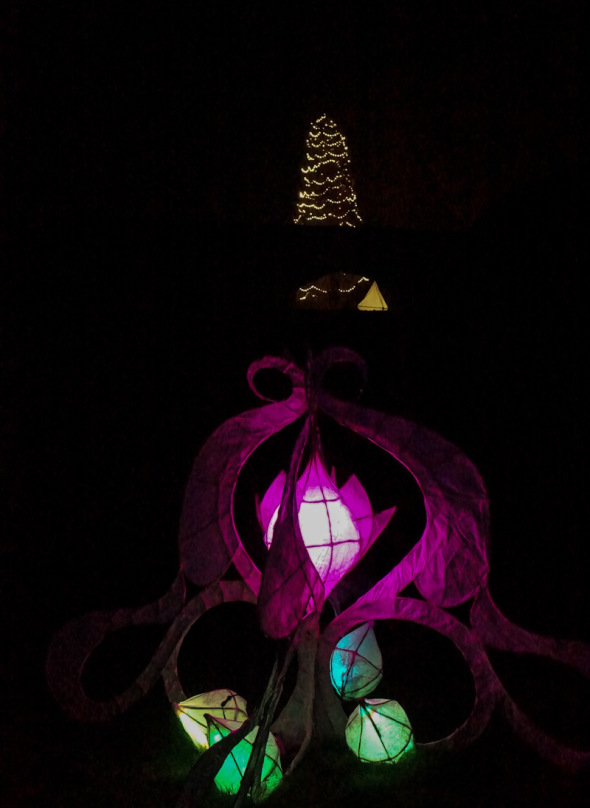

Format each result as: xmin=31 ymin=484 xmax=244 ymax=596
xmin=297 ymin=276 xmax=370 ymax=301
xmin=294 ymin=114 xmax=362 ymax=226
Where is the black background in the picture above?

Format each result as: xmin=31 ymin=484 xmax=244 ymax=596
xmin=2 ymin=2 xmax=588 ymax=806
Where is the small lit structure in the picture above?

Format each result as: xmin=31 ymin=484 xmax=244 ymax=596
xmin=357 ymin=280 xmax=388 ymax=311
xmin=294 ymin=272 xmax=389 ymax=311
xmin=345 ymin=699 xmax=413 ymax=763
xmin=330 ymin=623 xmax=383 ymax=699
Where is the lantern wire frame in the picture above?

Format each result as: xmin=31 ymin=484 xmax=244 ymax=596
xmin=258 ymin=443 xmax=391 ymax=598
xmin=175 ymin=689 xmax=248 ymax=750
xmin=330 ymin=622 xmax=383 ymax=700
xmin=207 ymin=715 xmax=283 ymax=799
xmin=345 ymin=699 xmax=414 ymax=764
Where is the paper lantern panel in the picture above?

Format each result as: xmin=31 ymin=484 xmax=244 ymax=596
xmin=345 ymin=699 xmax=413 ymax=763
xmin=207 ymin=715 xmax=283 ymax=800
xmin=261 ymin=451 xmax=379 ymax=595
xmin=174 ymin=689 xmax=248 ymax=750
xmin=330 ymin=622 xmax=383 ymax=700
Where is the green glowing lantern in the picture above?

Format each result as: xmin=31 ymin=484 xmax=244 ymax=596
xmin=174 ymin=688 xmax=248 ymax=750
xmin=330 ymin=622 xmax=383 ymax=699
xmin=345 ymin=699 xmax=413 ymax=763
xmin=207 ymin=715 xmax=283 ymax=800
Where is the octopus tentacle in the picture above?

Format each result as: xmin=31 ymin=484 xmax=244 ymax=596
xmin=179 ymin=358 xmax=306 ymax=590
xmin=46 ymin=572 xmax=186 ymax=721
xmin=471 ymin=585 xmax=590 ymax=771
xmin=162 ymin=579 xmax=257 ymax=705
xmin=46 ymin=575 xmax=258 ymax=722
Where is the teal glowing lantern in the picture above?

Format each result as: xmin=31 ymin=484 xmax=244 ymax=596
xmin=330 ymin=622 xmax=383 ymax=699
xmin=345 ymin=699 xmax=413 ymax=763
xmin=207 ymin=715 xmax=283 ymax=800
xmin=174 ymin=689 xmax=248 ymax=750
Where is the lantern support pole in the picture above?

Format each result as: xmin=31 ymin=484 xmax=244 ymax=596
xmin=176 ymin=714 xmax=255 ymax=808
xmin=233 ymin=638 xmax=297 ymax=807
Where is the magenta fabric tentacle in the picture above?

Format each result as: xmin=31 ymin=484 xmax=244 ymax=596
xmin=471 ymin=586 xmax=590 ymax=678
xmin=231 ymin=542 xmax=262 ymax=597
xmin=161 ymin=580 xmax=257 ymax=706
xmin=47 ymin=579 xmax=257 ymax=724
xmin=470 ymin=585 xmax=590 ymax=771
xmin=179 ymin=358 xmax=306 ymax=588
xmin=498 ymin=693 xmax=590 ymax=773
xmin=46 ymin=573 xmax=187 ymax=722
xmin=316 ymin=350 xmax=489 ymax=609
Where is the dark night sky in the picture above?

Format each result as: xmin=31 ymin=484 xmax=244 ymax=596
xmin=7 ymin=1 xmax=585 ymax=229
xmin=2 ymin=3 xmax=589 ymax=807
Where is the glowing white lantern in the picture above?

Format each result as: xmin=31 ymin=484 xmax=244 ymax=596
xmin=258 ymin=452 xmax=376 ymax=595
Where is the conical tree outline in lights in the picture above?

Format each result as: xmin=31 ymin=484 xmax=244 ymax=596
xmin=294 ymin=114 xmax=363 ymax=227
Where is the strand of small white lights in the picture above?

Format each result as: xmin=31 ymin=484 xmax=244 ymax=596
xmin=337 ymin=277 xmax=370 ymax=293
xmin=297 ymin=284 xmax=330 ymax=300
xmin=294 ymin=115 xmax=362 ymax=226
xmin=298 ymin=277 xmax=370 ymax=300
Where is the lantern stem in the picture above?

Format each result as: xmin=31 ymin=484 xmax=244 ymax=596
xmin=176 ymin=713 xmax=255 ymax=807
xmin=305 ymin=349 xmax=320 ymax=415
xmin=233 ymin=639 xmax=296 ymax=807
xmin=309 ymin=412 xmax=322 ymax=457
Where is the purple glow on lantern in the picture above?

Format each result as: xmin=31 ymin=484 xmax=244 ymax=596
xmin=258 ymin=452 xmax=385 ymax=596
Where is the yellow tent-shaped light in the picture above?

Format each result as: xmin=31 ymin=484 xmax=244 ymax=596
xmin=357 ymin=280 xmax=388 ymax=311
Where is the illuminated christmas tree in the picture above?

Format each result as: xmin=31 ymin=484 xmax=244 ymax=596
xmin=294 ymin=114 xmax=362 ymax=226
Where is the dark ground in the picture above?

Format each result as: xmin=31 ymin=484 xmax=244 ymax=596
xmin=1 ymin=166 xmax=589 ymax=807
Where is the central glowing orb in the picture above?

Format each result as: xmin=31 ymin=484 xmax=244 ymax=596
xmin=261 ymin=453 xmax=367 ymax=594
